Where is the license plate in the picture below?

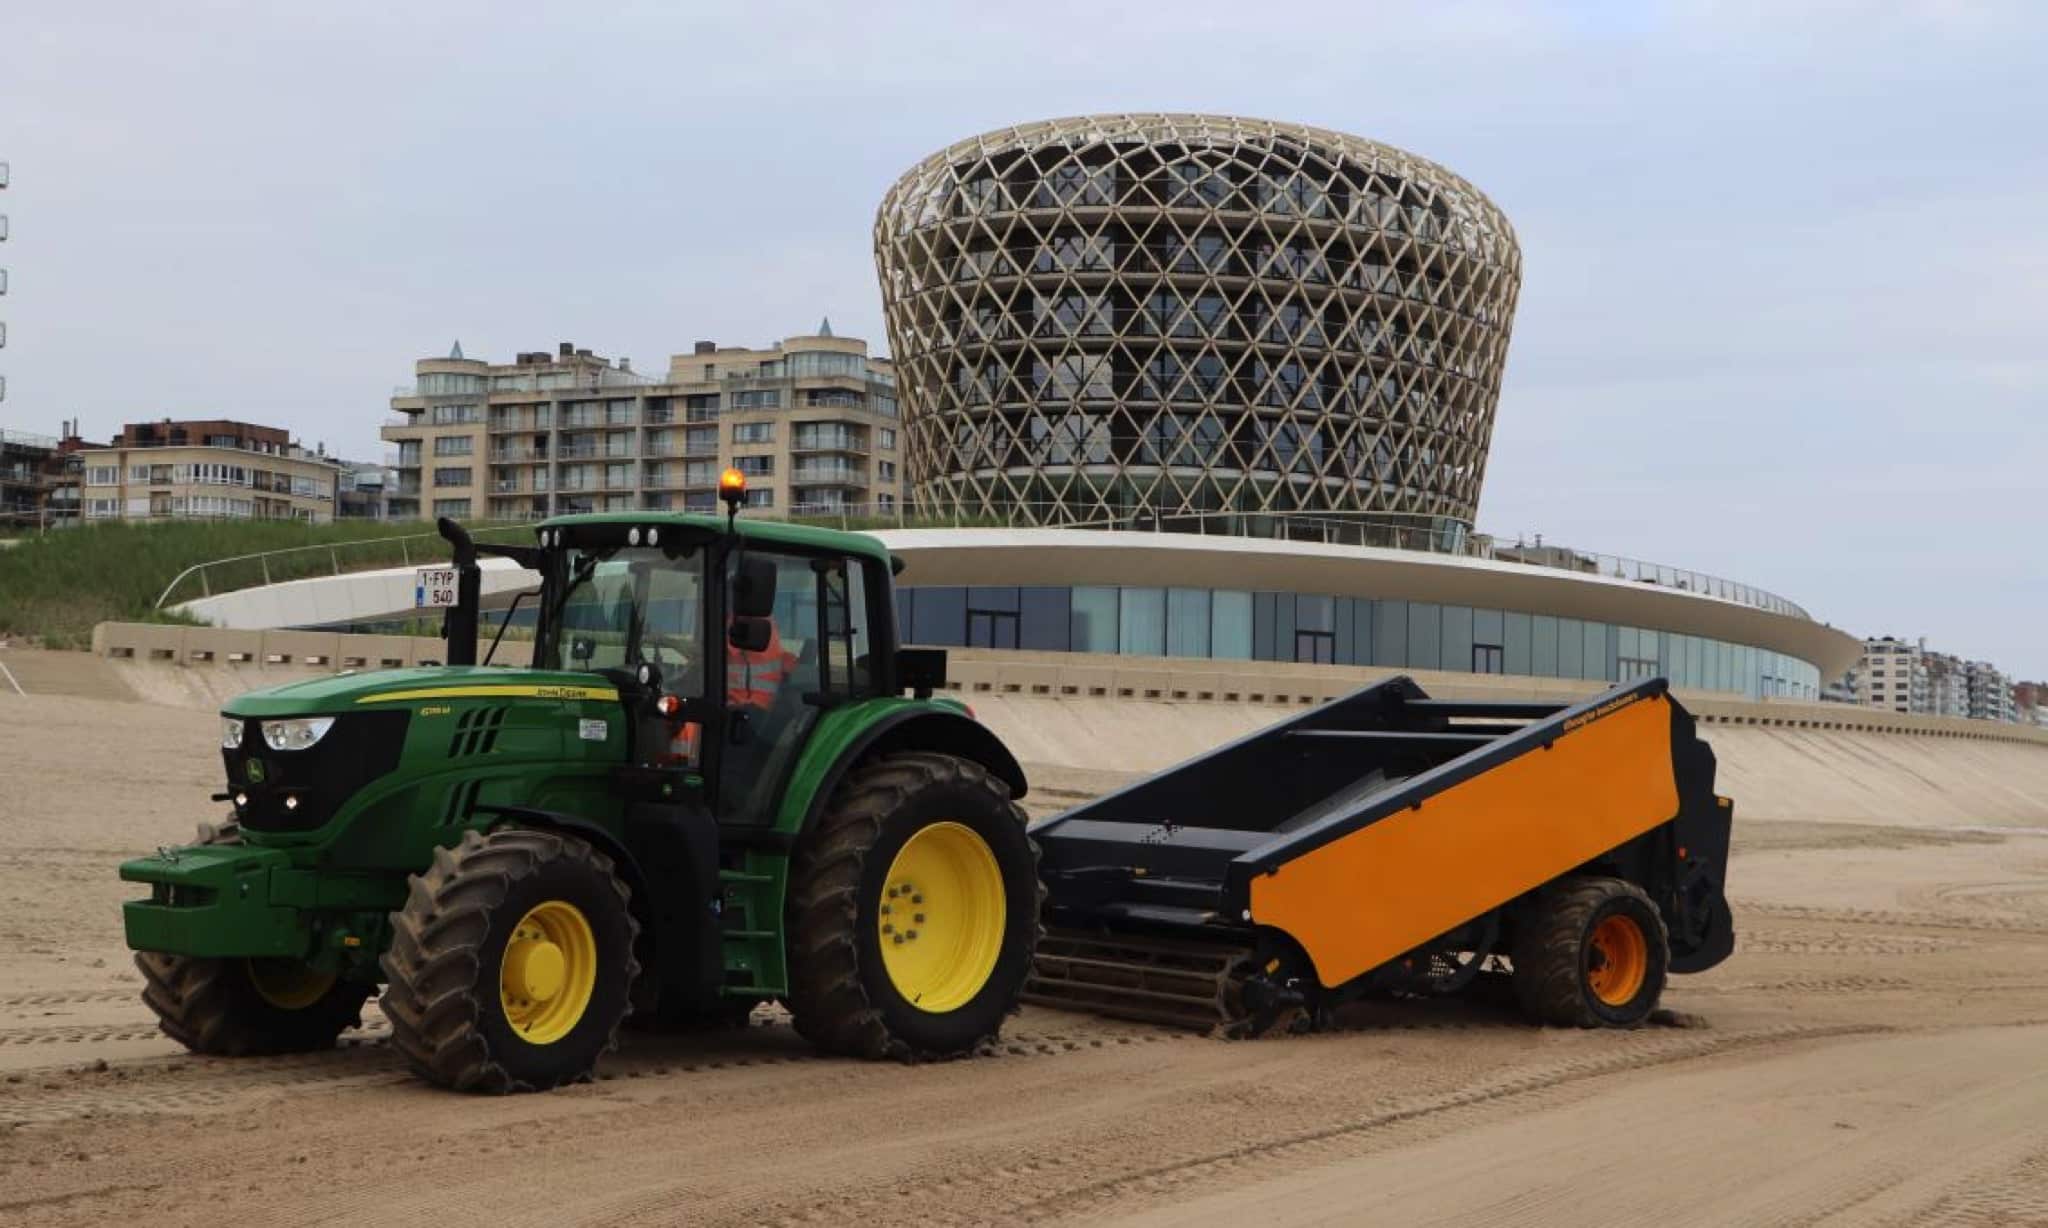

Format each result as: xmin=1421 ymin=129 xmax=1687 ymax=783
xmin=415 ymin=568 xmax=459 ymax=609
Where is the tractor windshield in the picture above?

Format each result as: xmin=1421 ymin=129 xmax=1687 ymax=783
xmin=537 ymin=544 xmax=704 ymax=693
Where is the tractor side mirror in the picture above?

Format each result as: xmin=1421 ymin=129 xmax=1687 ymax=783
xmin=728 ymin=617 xmax=772 ymax=654
xmin=733 ymin=555 xmax=777 ymax=620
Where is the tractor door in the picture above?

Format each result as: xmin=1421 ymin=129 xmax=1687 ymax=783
xmin=714 ymin=549 xmax=876 ymax=826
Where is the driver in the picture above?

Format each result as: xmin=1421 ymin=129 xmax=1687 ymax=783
xmin=728 ymin=615 xmax=799 ymax=710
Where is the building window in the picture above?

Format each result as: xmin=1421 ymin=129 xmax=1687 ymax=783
xmin=879 ymin=428 xmax=897 ymax=450
xmin=966 ymin=587 xmax=1020 ymax=649
xmin=433 ymin=467 xmax=471 ymax=488
xmin=743 ymin=488 xmax=774 ymax=508
xmin=396 ymin=441 xmax=422 ymax=466
xmin=430 ymin=404 xmax=483 ymax=426
xmin=733 ymin=422 xmax=775 ymax=444
xmin=733 ymin=390 xmax=782 ymax=410
xmin=736 ymin=456 xmax=775 ymax=477
xmin=1119 ymin=588 xmax=1166 ymax=657
xmin=432 ymin=498 xmax=472 ymax=518
xmin=87 ymin=466 xmax=120 ymax=486
xmin=1071 ymin=587 xmax=1119 ymax=653
xmin=878 ymin=461 xmax=897 ymax=481
xmin=432 ymin=436 xmax=474 ymax=457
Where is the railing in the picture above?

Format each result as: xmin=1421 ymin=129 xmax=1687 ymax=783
xmin=152 ymin=524 xmax=535 ymax=610
xmin=790 ymin=466 xmax=868 ymax=485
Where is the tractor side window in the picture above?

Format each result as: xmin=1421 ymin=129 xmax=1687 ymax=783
xmin=719 ymin=551 xmax=825 ymax=826
xmin=821 ymin=558 xmax=873 ymax=698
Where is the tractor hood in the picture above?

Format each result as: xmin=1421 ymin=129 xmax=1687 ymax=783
xmin=220 ymin=667 xmax=621 ymax=718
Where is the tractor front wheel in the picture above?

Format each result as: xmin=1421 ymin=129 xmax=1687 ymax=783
xmin=138 ymin=953 xmax=370 ymax=1055
xmin=787 ymin=752 xmax=1041 ymax=1060
xmin=136 ymin=819 xmax=373 ymax=1056
xmin=379 ymin=828 xmax=639 ymax=1093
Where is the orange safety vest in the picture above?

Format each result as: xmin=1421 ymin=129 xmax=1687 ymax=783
xmin=727 ymin=620 xmax=798 ymax=709
xmin=660 ymin=622 xmax=797 ymax=769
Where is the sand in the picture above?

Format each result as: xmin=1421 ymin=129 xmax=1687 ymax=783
xmin=4 ymin=674 xmax=2048 ymax=1226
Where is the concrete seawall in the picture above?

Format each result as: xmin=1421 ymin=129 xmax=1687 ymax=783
xmin=14 ymin=624 xmax=2047 ymax=832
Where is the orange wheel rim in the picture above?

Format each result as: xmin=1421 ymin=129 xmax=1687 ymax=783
xmin=1586 ymin=914 xmax=1648 ymax=1006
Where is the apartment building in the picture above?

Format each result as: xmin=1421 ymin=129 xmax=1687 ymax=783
xmin=75 ymin=419 xmax=342 ymax=523
xmin=0 ymin=426 xmax=65 ymax=526
xmin=2016 ymin=682 xmax=2048 ymax=729
xmin=1965 ymin=659 xmax=2016 ymax=723
xmin=1856 ymin=636 xmax=1927 ymax=714
xmin=382 ymin=327 xmax=905 ymax=522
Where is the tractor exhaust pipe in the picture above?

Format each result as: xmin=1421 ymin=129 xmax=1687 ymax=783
xmin=437 ymin=517 xmax=482 ymax=667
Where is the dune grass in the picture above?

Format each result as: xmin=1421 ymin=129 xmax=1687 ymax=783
xmin=0 ymin=520 xmax=522 ymax=649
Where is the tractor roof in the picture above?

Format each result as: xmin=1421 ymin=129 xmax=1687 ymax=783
xmin=536 ymin=511 xmax=897 ymax=569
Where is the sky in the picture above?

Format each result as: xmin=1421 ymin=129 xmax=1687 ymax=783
xmin=2 ymin=0 xmax=2043 ymax=674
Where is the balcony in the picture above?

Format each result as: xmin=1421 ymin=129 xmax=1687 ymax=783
xmin=683 ymin=443 xmax=720 ymax=458
xmin=790 ymin=465 xmax=868 ymax=487
xmin=791 ymin=435 xmax=869 ymax=456
xmin=556 ymin=444 xmax=600 ymax=460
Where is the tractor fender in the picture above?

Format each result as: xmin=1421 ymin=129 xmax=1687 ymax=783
xmin=469 ymin=804 xmax=652 ymax=916
xmin=471 ymin=801 xmax=724 ymax=1017
xmin=795 ymin=707 xmax=1028 ymax=844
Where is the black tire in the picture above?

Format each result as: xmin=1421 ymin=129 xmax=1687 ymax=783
xmin=379 ymin=828 xmax=640 ymax=1093
xmin=1512 ymin=875 xmax=1669 ymax=1028
xmin=136 ymin=819 xmax=371 ymax=1056
xmin=786 ymin=752 xmax=1042 ymax=1060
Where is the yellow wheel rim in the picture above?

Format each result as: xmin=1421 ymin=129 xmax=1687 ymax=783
xmin=247 ymin=959 xmax=336 ymax=1011
xmin=877 ymin=821 xmax=1007 ymax=1014
xmin=499 ymin=900 xmax=598 ymax=1045
xmin=1587 ymin=914 xmax=1649 ymax=1007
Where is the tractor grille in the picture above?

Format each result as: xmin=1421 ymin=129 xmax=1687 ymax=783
xmin=221 ymin=711 xmax=411 ymax=833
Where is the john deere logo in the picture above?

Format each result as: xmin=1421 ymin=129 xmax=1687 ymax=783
xmin=245 ymin=759 xmax=267 ymax=784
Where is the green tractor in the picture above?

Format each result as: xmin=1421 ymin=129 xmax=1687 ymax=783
xmin=121 ymin=493 xmax=1042 ymax=1092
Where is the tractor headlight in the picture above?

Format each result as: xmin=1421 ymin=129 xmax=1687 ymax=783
xmin=260 ymin=717 xmax=335 ymax=752
xmin=220 ymin=717 xmax=244 ymax=749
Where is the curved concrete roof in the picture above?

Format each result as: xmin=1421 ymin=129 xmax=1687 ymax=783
xmin=175 ymin=528 xmax=1860 ymax=677
xmin=869 ymin=530 xmax=1863 ymax=677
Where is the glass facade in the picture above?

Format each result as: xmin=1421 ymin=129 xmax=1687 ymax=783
xmin=897 ymin=583 xmax=1822 ymax=701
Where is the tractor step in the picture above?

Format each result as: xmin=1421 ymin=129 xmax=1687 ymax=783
xmin=1023 ymin=928 xmax=1266 ymax=1035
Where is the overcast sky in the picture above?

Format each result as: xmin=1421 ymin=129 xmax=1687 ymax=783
xmin=3 ymin=1 xmax=2042 ymax=674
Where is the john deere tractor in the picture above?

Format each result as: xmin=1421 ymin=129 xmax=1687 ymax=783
xmin=121 ymin=489 xmax=1041 ymax=1092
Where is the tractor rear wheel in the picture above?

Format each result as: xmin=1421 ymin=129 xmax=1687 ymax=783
xmin=136 ymin=820 xmax=371 ymax=1055
xmin=1512 ymin=876 xmax=1669 ymax=1028
xmin=786 ymin=752 xmax=1041 ymax=1060
xmin=379 ymin=828 xmax=639 ymax=1093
